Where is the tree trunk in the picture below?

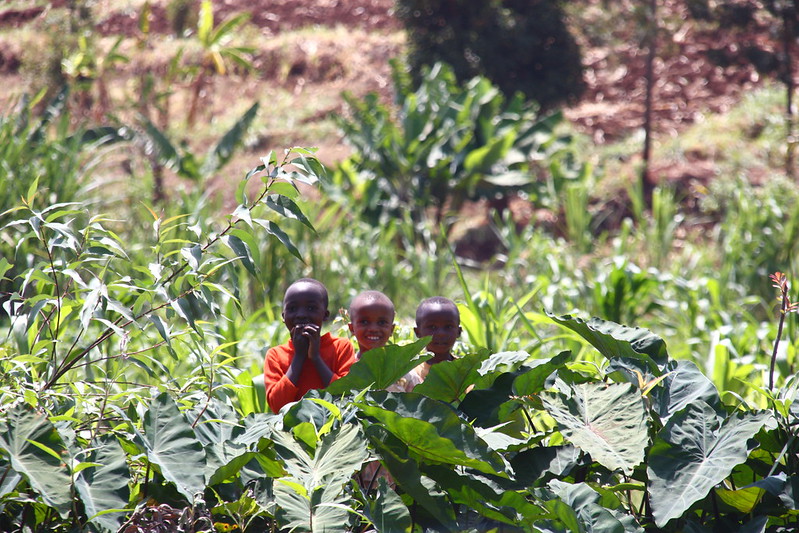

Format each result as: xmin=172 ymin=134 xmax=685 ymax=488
xmin=783 ymin=6 xmax=796 ymax=179
xmin=642 ymin=0 xmax=658 ymax=210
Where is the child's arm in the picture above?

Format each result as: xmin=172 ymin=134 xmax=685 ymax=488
xmin=265 ymin=345 xmax=302 ymax=412
xmin=301 ymin=324 xmax=336 ymax=386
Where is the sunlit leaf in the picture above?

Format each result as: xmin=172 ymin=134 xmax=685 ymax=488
xmin=542 ymin=382 xmax=648 ymax=475
xmin=647 ymin=402 xmax=773 ymax=527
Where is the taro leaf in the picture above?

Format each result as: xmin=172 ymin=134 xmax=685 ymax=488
xmin=477 ymin=350 xmax=534 ymax=377
xmin=414 ymin=353 xmax=488 ymax=403
xmin=0 ymin=459 xmax=22 ymax=499
xmin=424 ymin=463 xmax=545 ymax=527
xmin=325 ymin=338 xmax=430 ymax=395
xmin=547 ymin=312 xmax=667 ymax=374
xmin=510 ymin=445 xmax=581 ymax=489
xmin=647 ymin=401 xmax=773 ymax=527
xmin=357 ymin=391 xmax=508 ymax=477
xmin=275 ymin=480 xmax=350 ymax=533
xmin=715 ymin=486 xmax=763 ymax=513
xmin=0 ymin=404 xmax=71 ymax=516
xmin=363 ymin=477 xmax=412 ymax=533
xmin=74 ymin=434 xmax=131 ymax=531
xmin=460 ymin=370 xmax=532 ymax=428
xmin=134 ymin=392 xmax=206 ymax=501
xmin=236 ymin=412 xmax=281 ymax=446
xmin=365 ymin=425 xmax=456 ymax=525
xmin=272 ymin=423 xmax=367 ymax=489
xmin=542 ymin=382 xmax=648 ymax=475
xmin=189 ymin=398 xmax=240 ymax=446
xmin=652 ymin=360 xmax=721 ymax=423
xmin=273 ymin=424 xmax=367 ymax=533
xmin=189 ymin=399 xmax=254 ymax=486
xmin=549 ymin=480 xmax=643 ymax=533
xmin=282 ymin=392 xmax=340 ymax=433
xmin=513 ymin=351 xmax=571 ymax=396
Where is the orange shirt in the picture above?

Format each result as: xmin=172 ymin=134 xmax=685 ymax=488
xmin=264 ymin=332 xmax=355 ymax=412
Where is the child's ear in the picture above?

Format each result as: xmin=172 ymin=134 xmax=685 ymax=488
xmin=413 ymin=326 xmax=420 ymax=337
xmin=348 ymin=322 xmax=355 ymax=334
xmin=324 ymin=309 xmax=331 ymax=322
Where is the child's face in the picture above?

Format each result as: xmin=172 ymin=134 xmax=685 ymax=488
xmin=348 ymin=301 xmax=395 ymax=353
xmin=282 ymin=281 xmax=329 ymax=332
xmin=414 ymin=303 xmax=461 ymax=357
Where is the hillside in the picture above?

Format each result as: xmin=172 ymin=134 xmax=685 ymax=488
xmin=0 ymin=0 xmax=783 ymax=198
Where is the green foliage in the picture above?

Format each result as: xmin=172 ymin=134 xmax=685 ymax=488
xmin=395 ymin=0 xmax=585 ymax=109
xmin=331 ymin=61 xmax=576 ymax=226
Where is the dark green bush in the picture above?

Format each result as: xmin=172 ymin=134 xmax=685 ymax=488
xmin=395 ymin=0 xmax=585 ymax=109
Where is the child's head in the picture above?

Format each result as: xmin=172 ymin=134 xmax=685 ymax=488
xmin=414 ymin=296 xmax=461 ymax=359
xmin=348 ymin=290 xmax=395 ymax=354
xmin=281 ymin=278 xmax=330 ymax=332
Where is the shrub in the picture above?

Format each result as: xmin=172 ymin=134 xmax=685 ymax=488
xmin=331 ymin=61 xmax=578 ymax=228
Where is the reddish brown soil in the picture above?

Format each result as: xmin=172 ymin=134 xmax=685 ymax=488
xmin=0 ymin=0 xmax=774 ymax=145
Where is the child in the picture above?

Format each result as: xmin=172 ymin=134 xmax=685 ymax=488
xmin=264 ymin=278 xmax=355 ymax=412
xmin=414 ymin=296 xmax=462 ymax=380
xmin=348 ymin=290 xmax=423 ymax=392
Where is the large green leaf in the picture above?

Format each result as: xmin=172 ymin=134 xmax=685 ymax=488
xmin=513 ymin=351 xmax=571 ymax=396
xmin=358 ymin=391 xmax=508 ymax=477
xmin=542 ymin=382 xmax=648 ymax=475
xmin=414 ymin=353 xmax=488 ymax=403
xmin=548 ymin=312 xmax=668 ymax=374
xmin=73 ymin=434 xmax=131 ymax=531
xmin=362 ymin=478 xmax=412 ymax=533
xmin=133 ymin=392 xmax=207 ymax=501
xmin=652 ymin=359 xmax=721 ymax=423
xmin=365 ymin=425 xmax=456 ymax=526
xmin=0 ymin=404 xmax=72 ymax=516
xmin=459 ymin=370 xmax=522 ymax=428
xmin=425 ymin=464 xmax=545 ymax=528
xmin=647 ymin=402 xmax=773 ymax=527
xmin=510 ymin=446 xmax=581 ymax=488
xmin=273 ymin=423 xmax=367 ymax=488
xmin=549 ymin=480 xmax=643 ymax=533
xmin=325 ymin=338 xmax=430 ymax=395
xmin=273 ymin=424 xmax=367 ymax=532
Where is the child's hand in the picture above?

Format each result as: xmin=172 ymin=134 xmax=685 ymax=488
xmin=298 ymin=324 xmax=322 ymax=360
xmin=291 ymin=325 xmax=311 ymax=357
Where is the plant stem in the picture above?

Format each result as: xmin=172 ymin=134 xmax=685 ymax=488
xmin=770 ymin=292 xmax=788 ymax=390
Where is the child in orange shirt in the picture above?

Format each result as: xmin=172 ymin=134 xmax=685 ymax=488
xmin=348 ymin=290 xmax=423 ymax=392
xmin=264 ymin=278 xmax=355 ymax=412
xmin=414 ymin=296 xmax=462 ymax=380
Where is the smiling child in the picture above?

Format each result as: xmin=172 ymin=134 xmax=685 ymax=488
xmin=264 ymin=278 xmax=355 ymax=412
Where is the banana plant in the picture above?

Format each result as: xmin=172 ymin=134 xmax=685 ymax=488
xmin=186 ymin=0 xmax=255 ymax=127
